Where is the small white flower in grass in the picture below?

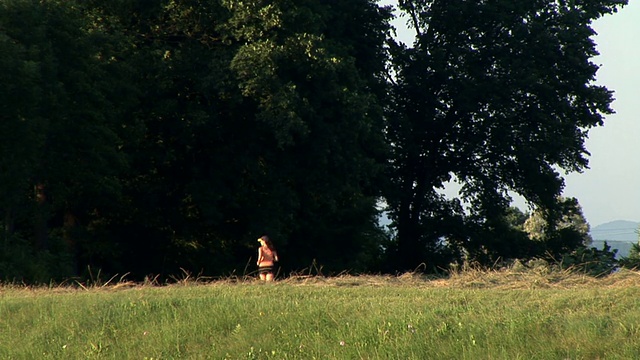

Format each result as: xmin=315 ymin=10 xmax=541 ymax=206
xmin=407 ymin=324 xmax=416 ymax=333
xmin=339 ymin=340 xmax=345 ymax=346
xmin=143 ymin=331 xmax=149 ymax=336
xmin=62 ymin=344 xmax=67 ymax=349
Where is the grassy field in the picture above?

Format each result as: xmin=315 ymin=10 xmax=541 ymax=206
xmin=2 ymin=269 xmax=640 ymax=359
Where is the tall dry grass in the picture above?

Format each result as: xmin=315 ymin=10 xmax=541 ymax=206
xmin=2 ymin=266 xmax=640 ymax=359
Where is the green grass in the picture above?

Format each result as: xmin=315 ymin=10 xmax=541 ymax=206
xmin=2 ymin=270 xmax=640 ymax=359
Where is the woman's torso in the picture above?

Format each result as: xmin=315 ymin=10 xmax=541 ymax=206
xmin=259 ymin=246 xmax=275 ymax=266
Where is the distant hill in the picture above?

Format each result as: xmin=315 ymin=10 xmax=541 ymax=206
xmin=590 ymin=220 xmax=639 ymax=258
xmin=590 ymin=220 xmax=639 ymax=242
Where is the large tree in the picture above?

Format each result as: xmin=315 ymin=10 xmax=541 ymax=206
xmin=3 ymin=0 xmax=627 ymax=281
xmin=223 ymin=0 xmax=392 ymax=272
xmin=0 ymin=0 xmax=135 ymax=280
xmin=524 ymin=196 xmax=592 ymax=257
xmin=0 ymin=7 xmax=43 ymax=242
xmin=75 ymin=0 xmax=393 ymax=276
xmin=384 ymin=0 xmax=626 ymax=270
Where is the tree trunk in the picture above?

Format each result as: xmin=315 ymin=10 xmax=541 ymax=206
xmin=395 ymin=172 xmax=426 ymax=271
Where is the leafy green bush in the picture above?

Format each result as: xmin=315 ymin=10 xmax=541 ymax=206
xmin=0 ymin=234 xmax=75 ymax=283
xmin=618 ymin=242 xmax=640 ymax=269
xmin=559 ymin=242 xmax=618 ymax=277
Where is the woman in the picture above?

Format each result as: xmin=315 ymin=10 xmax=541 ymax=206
xmin=256 ymin=235 xmax=279 ymax=281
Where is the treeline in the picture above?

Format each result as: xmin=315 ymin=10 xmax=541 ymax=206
xmin=0 ymin=0 xmax=626 ymax=282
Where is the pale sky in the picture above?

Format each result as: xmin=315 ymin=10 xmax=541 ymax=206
xmin=382 ymin=0 xmax=639 ymax=227
xmin=563 ymin=1 xmax=640 ymax=227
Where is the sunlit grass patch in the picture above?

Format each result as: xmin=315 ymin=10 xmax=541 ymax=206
xmin=2 ymin=268 xmax=640 ymax=358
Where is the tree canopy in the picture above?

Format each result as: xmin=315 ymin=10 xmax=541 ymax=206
xmin=383 ymin=0 xmax=625 ymax=270
xmin=0 ymin=0 xmax=627 ymax=282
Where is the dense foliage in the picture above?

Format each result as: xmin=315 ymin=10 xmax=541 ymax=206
xmin=384 ymin=0 xmax=625 ymax=270
xmin=0 ymin=0 xmax=626 ymax=282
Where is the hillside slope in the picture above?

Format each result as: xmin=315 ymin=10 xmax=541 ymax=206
xmin=591 ymin=220 xmax=639 ymax=242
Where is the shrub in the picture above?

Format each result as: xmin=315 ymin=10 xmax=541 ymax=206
xmin=559 ymin=242 xmax=618 ymax=277
xmin=0 ymin=234 xmax=75 ymax=283
xmin=618 ymin=243 xmax=640 ymax=270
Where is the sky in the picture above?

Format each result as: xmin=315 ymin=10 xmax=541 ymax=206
xmin=383 ymin=0 xmax=639 ymax=228
xmin=563 ymin=2 xmax=640 ymax=227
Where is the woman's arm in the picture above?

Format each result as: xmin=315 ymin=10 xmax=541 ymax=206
xmin=257 ymin=248 xmax=263 ymax=265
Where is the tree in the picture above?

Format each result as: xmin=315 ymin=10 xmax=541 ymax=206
xmin=224 ymin=0 xmax=393 ymax=272
xmin=0 ymin=0 xmax=136 ymax=280
xmin=459 ymin=206 xmax=536 ymax=266
xmin=383 ymin=0 xmax=625 ymax=271
xmin=523 ymin=197 xmax=592 ymax=257
xmin=3 ymin=0 xmax=627 ymax=281
xmin=0 ymin=7 xmax=44 ymax=242
xmin=75 ymin=0 xmax=393 ymax=276
xmin=619 ymin=225 xmax=640 ymax=269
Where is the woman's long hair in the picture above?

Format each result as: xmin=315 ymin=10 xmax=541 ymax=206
xmin=260 ymin=235 xmax=276 ymax=251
